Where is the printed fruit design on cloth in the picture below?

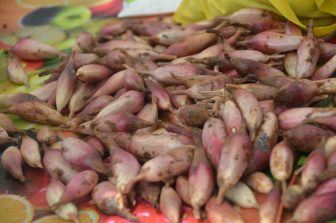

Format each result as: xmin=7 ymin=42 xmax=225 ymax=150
xmin=33 ymin=209 xmax=99 ymax=223
xmin=0 ymin=194 xmax=34 ymax=223
xmin=51 ymin=6 xmax=92 ymax=30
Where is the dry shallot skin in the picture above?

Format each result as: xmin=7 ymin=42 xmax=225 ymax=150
xmin=12 ymin=38 xmax=60 ymax=61
xmin=172 ymin=43 xmax=223 ymax=64
xmin=107 ymin=147 xmax=140 ymax=194
xmin=313 ymin=50 xmax=336 ymax=80
xmin=90 ymin=69 xmax=128 ymax=99
xmin=150 ymin=19 xmax=220 ymax=46
xmin=167 ymin=86 xmax=192 ymax=109
xmin=99 ymin=21 xmax=128 ymax=37
xmin=136 ymin=100 xmax=159 ymax=125
xmin=73 ymin=112 xmax=148 ymax=135
xmin=224 ymin=182 xmax=259 ymax=209
xmin=31 ymin=81 xmax=57 ymax=102
xmin=1 ymin=146 xmax=25 ymax=182
xmin=78 ymin=95 xmax=113 ymax=119
xmin=175 ymin=175 xmax=191 ymax=206
xmin=284 ymin=52 xmax=298 ymax=78
xmin=123 ymin=70 xmax=146 ymax=92
xmin=0 ymin=130 xmax=16 ymax=145
xmin=36 ymin=127 xmax=57 ymax=146
xmin=98 ymin=112 xmax=150 ymax=134
xmin=172 ymin=74 xmax=233 ymax=100
xmin=270 ymin=140 xmax=294 ymax=182
xmin=0 ymin=93 xmax=41 ymax=110
xmin=232 ymin=88 xmax=263 ymax=141
xmin=282 ymin=184 xmax=306 ymax=210
xmin=20 ymin=135 xmax=42 ymax=168
xmin=97 ymin=50 xmax=125 ymax=70
xmin=257 ymin=75 xmax=293 ymax=89
xmin=149 ymin=29 xmax=194 ymax=46
xmin=278 ymin=107 xmax=336 ymax=130
xmin=291 ymin=192 xmax=336 ymax=223
xmin=138 ymin=63 xmax=209 ymax=85
xmin=127 ymin=19 xmax=182 ymax=37
xmin=7 ymin=11 xmax=336 ymax=223
xmin=202 ymin=117 xmax=227 ymax=168
xmin=132 ymin=147 xmax=194 ymax=183
xmin=160 ymin=186 xmax=182 ymax=223
xmin=305 ymin=115 xmax=336 ymax=132
xmin=92 ymin=181 xmax=137 ymax=221
xmin=73 ymin=53 xmax=99 ymax=69
xmin=50 ymin=142 xmax=63 ymax=150
xmin=188 ymin=148 xmax=214 ymax=219
xmin=161 ymin=110 xmax=184 ymax=126
xmin=144 ymin=77 xmax=172 ymax=110
xmin=56 ymin=54 xmax=77 ymax=113
xmin=248 ymin=111 xmax=278 ymax=173
xmin=55 ymin=170 xmax=99 ymax=206
xmin=177 ymin=103 xmax=210 ymax=127
xmin=237 ymin=31 xmax=303 ymax=54
xmin=295 ymin=22 xmax=320 ymax=79
xmin=229 ymin=16 xmax=283 ymax=34
xmin=43 ymin=148 xmax=78 ymax=183
xmin=324 ymin=136 xmax=336 ymax=157
xmin=46 ymin=179 xmax=78 ymax=222
xmin=76 ymin=64 xmax=112 ymax=83
xmin=125 ymin=132 xmax=194 ymax=161
xmin=0 ymin=126 xmax=9 ymax=138
xmin=68 ymin=82 xmax=97 ymax=118
xmin=86 ymin=136 xmax=105 ymax=156
xmin=276 ymin=79 xmax=319 ymax=106
xmin=285 ymin=21 xmax=303 ymax=36
xmin=205 ymin=197 xmax=244 ymax=223
xmin=94 ymin=131 xmax=131 ymax=152
xmin=8 ymin=101 xmax=64 ymax=125
xmin=227 ymin=54 xmax=286 ymax=78
xmin=313 ymin=177 xmax=336 ymax=196
xmin=217 ymin=133 xmax=251 ymax=203
xmin=62 ymin=137 xmax=108 ymax=175
xmin=283 ymin=124 xmax=331 ymax=152
xmin=245 ymin=171 xmax=274 ymax=194
xmin=47 ymin=89 xmax=57 ymax=107
xmin=164 ymin=31 xmax=217 ymax=57
xmin=259 ymin=183 xmax=281 ymax=223
xmin=95 ymin=90 xmax=144 ymax=119
xmin=226 ymin=83 xmax=278 ymax=101
xmin=319 ymin=42 xmax=336 ymax=62
xmin=124 ymin=48 xmax=176 ymax=61
xmin=137 ymin=181 xmax=162 ymax=208
xmin=224 ymin=8 xmax=273 ymax=23
xmin=316 ymin=77 xmax=336 ymax=95
xmin=6 ymin=53 xmax=28 ymax=85
xmin=126 ymin=57 xmax=158 ymax=73
xmin=0 ymin=113 xmax=16 ymax=133
xmin=94 ymin=40 xmax=151 ymax=55
xmin=224 ymin=46 xmax=284 ymax=63
xmin=327 ymin=151 xmax=336 ymax=170
xmin=76 ymin=31 xmax=94 ymax=52
xmin=278 ymin=107 xmax=314 ymax=130
xmin=300 ymin=149 xmax=326 ymax=192
xmin=0 ymin=126 xmax=16 ymax=146
xmin=218 ymin=100 xmax=246 ymax=136
xmin=114 ymin=88 xmax=128 ymax=99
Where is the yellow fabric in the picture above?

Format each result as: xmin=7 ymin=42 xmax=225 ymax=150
xmin=173 ymin=0 xmax=336 ymax=36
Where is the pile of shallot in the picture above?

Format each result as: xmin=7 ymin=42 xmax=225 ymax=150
xmin=2 ymin=8 xmax=336 ymax=223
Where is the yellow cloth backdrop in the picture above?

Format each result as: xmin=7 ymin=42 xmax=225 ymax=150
xmin=173 ymin=0 xmax=336 ymax=36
